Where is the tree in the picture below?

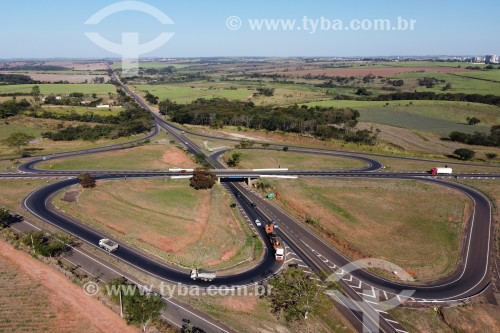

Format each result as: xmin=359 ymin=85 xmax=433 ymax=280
xmin=124 ymin=292 xmax=165 ymax=332
xmin=190 ymin=168 xmax=217 ymax=190
xmin=282 ymin=146 xmax=289 ymax=152
xmin=2 ymin=132 xmax=35 ymax=153
xmin=454 ymin=148 xmax=475 ymax=160
xmin=466 ymin=116 xmax=481 ymax=126
xmin=31 ymin=85 xmax=41 ymax=106
xmin=267 ymin=268 xmax=323 ymax=322
xmin=77 ymin=173 xmax=96 ymax=188
xmin=355 ymin=88 xmax=371 ymax=96
xmin=226 ymin=151 xmax=242 ymax=167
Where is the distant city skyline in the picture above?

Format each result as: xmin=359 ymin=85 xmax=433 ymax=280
xmin=0 ymin=0 xmax=498 ymax=58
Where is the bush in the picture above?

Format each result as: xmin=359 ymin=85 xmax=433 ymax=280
xmin=454 ymin=148 xmax=475 ymax=160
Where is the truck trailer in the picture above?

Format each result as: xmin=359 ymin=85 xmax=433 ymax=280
xmin=431 ymin=167 xmax=453 ymax=175
xmin=190 ymin=269 xmax=216 ymax=281
xmin=265 ymin=222 xmax=284 ymax=260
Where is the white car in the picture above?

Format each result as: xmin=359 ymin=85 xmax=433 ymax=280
xmin=99 ymin=238 xmax=118 ymax=252
xmin=255 ymin=219 xmax=262 ymax=226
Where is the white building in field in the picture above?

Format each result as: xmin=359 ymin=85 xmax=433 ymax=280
xmin=485 ymin=54 xmax=499 ymax=64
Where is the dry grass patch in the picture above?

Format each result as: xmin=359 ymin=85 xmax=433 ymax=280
xmin=38 ymin=144 xmax=198 ymax=170
xmin=55 ymin=179 xmax=258 ymax=270
xmin=0 ymin=179 xmax=54 ymax=210
xmin=272 ymin=178 xmax=470 ymax=280
xmin=228 ymin=149 xmax=367 ymax=170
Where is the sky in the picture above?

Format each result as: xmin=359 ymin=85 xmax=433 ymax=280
xmin=0 ymin=0 xmax=498 ymax=58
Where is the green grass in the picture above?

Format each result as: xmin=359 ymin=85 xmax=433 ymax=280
xmin=304 ymin=100 xmax=498 ymax=135
xmin=390 ymin=71 xmax=500 ymax=95
xmin=451 ymin=70 xmax=500 ymax=82
xmin=132 ymin=83 xmax=254 ymax=103
xmin=0 ymin=84 xmax=115 ymax=95
xmin=228 ymin=149 xmax=367 ymax=170
xmin=40 ymin=106 xmax=122 ymax=116
xmin=272 ymin=178 xmax=469 ymax=280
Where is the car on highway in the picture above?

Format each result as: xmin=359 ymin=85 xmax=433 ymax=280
xmin=99 ymin=238 xmax=119 ymax=252
xmin=250 ymin=203 xmax=257 ymax=208
xmin=272 ymin=221 xmax=278 ymax=229
xmin=179 ymin=170 xmax=187 ymax=173
xmin=255 ymin=218 xmax=262 ymax=226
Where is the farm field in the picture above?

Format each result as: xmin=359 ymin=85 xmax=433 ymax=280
xmin=451 ymin=70 xmax=500 ymax=82
xmin=41 ymin=105 xmax=122 ymax=116
xmin=390 ymin=71 xmax=500 ymax=95
xmin=305 ymin=100 xmax=497 ymax=135
xmin=225 ymin=149 xmax=368 ymax=170
xmin=37 ymin=144 xmax=198 ymax=171
xmin=55 ymin=179 xmax=260 ymax=270
xmin=0 ymin=83 xmax=116 ymax=95
xmin=0 ymin=240 xmax=138 ymax=333
xmin=270 ymin=178 xmax=470 ymax=280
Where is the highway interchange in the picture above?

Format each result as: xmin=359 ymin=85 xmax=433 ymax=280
xmin=1 ymin=77 xmax=499 ymax=333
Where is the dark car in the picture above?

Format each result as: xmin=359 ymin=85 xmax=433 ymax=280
xmin=250 ymin=203 xmax=257 ymax=208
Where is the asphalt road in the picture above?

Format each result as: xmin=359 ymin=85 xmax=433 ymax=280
xmin=2 ymin=70 xmax=497 ymax=333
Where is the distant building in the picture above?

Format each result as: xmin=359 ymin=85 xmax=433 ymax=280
xmin=485 ymin=54 xmax=499 ymax=64
xmin=471 ymin=56 xmax=484 ymax=63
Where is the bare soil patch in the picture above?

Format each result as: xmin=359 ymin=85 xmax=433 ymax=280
xmin=0 ymin=240 xmax=138 ymax=333
xmin=61 ymin=190 xmax=81 ymax=203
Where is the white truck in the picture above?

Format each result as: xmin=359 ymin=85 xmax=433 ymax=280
xmin=99 ymin=238 xmax=119 ymax=252
xmin=431 ymin=167 xmax=453 ymax=175
xmin=190 ymin=269 xmax=216 ymax=281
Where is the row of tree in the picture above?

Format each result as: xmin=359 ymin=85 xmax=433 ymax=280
xmin=449 ymin=126 xmax=500 ymax=147
xmin=42 ymin=102 xmax=153 ymax=141
xmin=160 ymin=98 xmax=379 ymax=144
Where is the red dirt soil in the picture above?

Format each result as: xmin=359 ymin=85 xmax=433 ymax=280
xmin=0 ymin=240 xmax=139 ymax=333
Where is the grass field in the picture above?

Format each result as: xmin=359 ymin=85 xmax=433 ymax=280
xmin=0 ymin=179 xmax=54 ymax=210
xmin=390 ymin=302 xmax=500 ymax=333
xmin=42 ymin=105 xmax=122 ymax=116
xmin=37 ymin=144 xmax=197 ymax=171
xmin=0 ymin=115 xmax=151 ymax=158
xmin=178 ymin=293 xmax=353 ymax=333
xmin=226 ymin=149 xmax=367 ymax=170
xmin=0 ymin=83 xmax=116 ymax=95
xmin=390 ymin=71 xmax=500 ymax=95
xmin=304 ymin=100 xmax=498 ymax=134
xmin=271 ymin=178 xmax=470 ymax=280
xmin=451 ymin=70 xmax=500 ymax=82
xmin=55 ymin=179 xmax=260 ymax=270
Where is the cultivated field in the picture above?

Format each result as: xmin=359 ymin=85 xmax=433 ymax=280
xmin=270 ymin=178 xmax=470 ymax=280
xmin=0 ymin=240 xmax=138 ymax=333
xmin=225 ymin=149 xmax=367 ymax=170
xmin=0 ymin=83 xmax=115 ymax=95
xmin=55 ymin=179 xmax=260 ymax=270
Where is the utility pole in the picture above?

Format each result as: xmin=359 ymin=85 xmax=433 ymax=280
xmin=119 ymin=289 xmax=123 ymax=318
